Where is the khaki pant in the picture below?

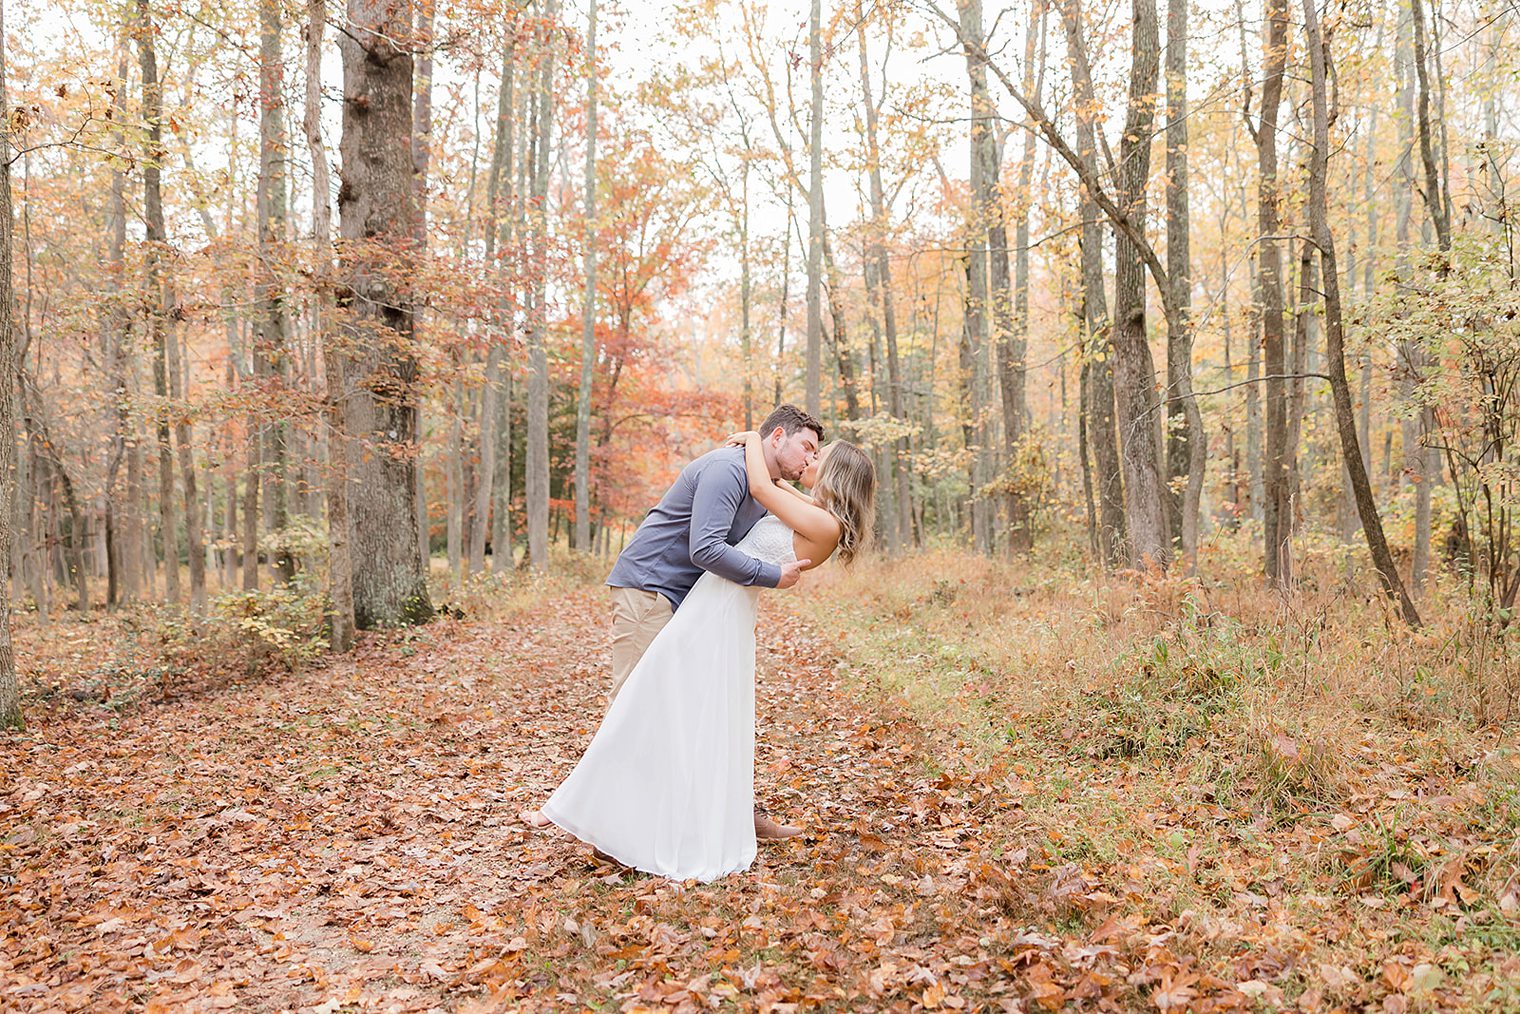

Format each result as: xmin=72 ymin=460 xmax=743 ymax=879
xmin=607 ymin=586 xmax=673 ymax=704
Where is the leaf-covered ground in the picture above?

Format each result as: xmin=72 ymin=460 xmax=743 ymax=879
xmin=0 ymin=586 xmax=1041 ymax=1012
xmin=3 ymin=577 xmax=1515 ymax=1012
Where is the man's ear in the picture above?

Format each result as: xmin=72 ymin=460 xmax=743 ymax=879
xmin=767 ymin=426 xmax=785 ymax=445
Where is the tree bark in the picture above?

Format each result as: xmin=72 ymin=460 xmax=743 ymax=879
xmin=1301 ymin=0 xmax=1420 ymax=626
xmin=169 ymin=294 xmax=207 ymax=615
xmin=337 ymin=0 xmax=433 ymax=627
xmin=0 ymin=10 xmax=18 ymax=724
xmin=1165 ymin=0 xmax=1203 ymax=568
xmin=258 ymin=0 xmax=294 ymax=585
xmin=1408 ymin=0 xmax=1447 ymax=593
xmin=1061 ymin=0 xmax=1125 ymax=565
xmin=472 ymin=36 xmax=515 ymax=577
xmin=858 ymin=3 xmax=910 ymax=548
xmin=413 ymin=0 xmax=434 ymax=575
xmin=1110 ymin=0 xmax=1170 ymax=568
xmin=1003 ymin=4 xmax=1044 ymax=556
xmin=1408 ymin=0 xmax=1450 ymax=253
xmin=574 ymin=0 xmax=598 ymax=553
xmin=804 ymin=0 xmax=823 ymax=416
xmin=525 ymin=0 xmax=559 ymax=570
xmin=137 ymin=0 xmax=179 ymax=606
xmin=105 ymin=41 xmax=141 ymax=605
xmin=820 ymin=226 xmax=860 ymax=422
xmin=1255 ymin=0 xmax=1290 ymax=585
xmin=306 ymin=0 xmax=354 ymax=651
xmin=957 ymin=0 xmax=996 ymax=555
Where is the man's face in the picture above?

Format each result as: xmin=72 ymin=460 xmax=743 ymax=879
xmin=770 ymin=426 xmax=820 ymax=482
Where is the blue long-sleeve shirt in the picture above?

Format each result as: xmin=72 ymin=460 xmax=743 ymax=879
xmin=606 ymin=446 xmax=781 ymax=610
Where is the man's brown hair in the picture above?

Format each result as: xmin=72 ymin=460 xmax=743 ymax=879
xmin=759 ymin=404 xmax=824 ymax=444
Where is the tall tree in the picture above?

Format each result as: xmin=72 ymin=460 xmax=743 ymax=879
xmin=956 ymin=0 xmax=996 ymax=555
xmin=804 ymin=0 xmax=823 ymax=416
xmin=1061 ymin=0 xmax=1125 ymax=565
xmin=105 ymin=41 xmax=142 ymax=605
xmin=574 ymin=0 xmax=598 ymax=553
xmin=1109 ymin=0 xmax=1170 ymax=567
xmin=1408 ymin=0 xmax=1447 ymax=593
xmin=338 ymin=0 xmax=433 ymax=627
xmin=1250 ymin=0 xmax=1291 ymax=585
xmin=170 ymin=287 xmax=207 ymax=614
xmin=472 ymin=29 xmax=515 ymax=577
xmin=1301 ymin=0 xmax=1419 ymax=626
xmin=413 ymin=0 xmax=435 ymax=574
xmin=857 ymin=3 xmax=914 ymax=550
xmin=258 ymin=0 xmax=294 ymax=587
xmin=0 ymin=0 xmax=20 ymax=727
xmin=1164 ymin=0 xmax=1204 ymax=567
xmin=306 ymin=0 xmax=355 ymax=651
xmin=525 ymin=0 xmax=560 ymax=570
xmin=137 ymin=0 xmax=179 ymax=605
xmin=1002 ymin=1 xmax=1044 ymax=555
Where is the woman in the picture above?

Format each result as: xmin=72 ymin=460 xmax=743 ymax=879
xmin=521 ymin=434 xmax=876 ymax=882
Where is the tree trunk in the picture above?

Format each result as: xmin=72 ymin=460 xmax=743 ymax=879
xmin=957 ymin=0 xmax=998 ymax=556
xmin=242 ymin=424 xmax=260 ymax=590
xmin=820 ymin=226 xmax=860 ymax=422
xmin=857 ymin=4 xmax=913 ymax=550
xmin=137 ymin=0 xmax=179 ymax=606
xmin=1110 ymin=0 xmax=1170 ymax=568
xmin=447 ymin=369 xmax=462 ymax=578
xmin=338 ymin=0 xmax=432 ymax=627
xmin=103 ymin=43 xmax=140 ymax=606
xmin=169 ymin=299 xmax=206 ymax=615
xmin=472 ymin=37 xmax=514 ymax=577
xmin=1301 ymin=0 xmax=1419 ymax=626
xmin=525 ymin=0 xmax=559 ymax=570
xmin=1408 ymin=0 xmax=1450 ymax=253
xmin=412 ymin=0 xmax=435 ymax=576
xmin=1165 ymin=0 xmax=1203 ymax=569
xmin=776 ymin=178 xmax=793 ymax=406
xmin=257 ymin=0 xmax=294 ymax=586
xmin=804 ymin=0 xmax=823 ymax=416
xmin=963 ymin=0 xmax=1035 ymax=555
xmin=0 ymin=13 xmax=17 ymax=724
xmin=1256 ymin=0 xmax=1290 ymax=585
xmin=495 ymin=72 xmax=532 ymax=575
xmin=305 ymin=0 xmax=354 ymax=651
xmin=1408 ymin=0 xmax=1447 ymax=593
xmin=956 ymin=254 xmax=988 ymax=551
xmin=574 ymin=0 xmax=598 ymax=553
xmin=1062 ymin=0 xmax=1125 ymax=565
xmin=1002 ymin=4 xmax=1044 ymax=555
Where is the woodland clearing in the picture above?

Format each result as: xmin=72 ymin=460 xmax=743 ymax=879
xmin=3 ymin=548 xmax=1518 ymax=1012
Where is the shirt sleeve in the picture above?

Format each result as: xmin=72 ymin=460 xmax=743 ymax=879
xmin=688 ymin=459 xmax=783 ymax=588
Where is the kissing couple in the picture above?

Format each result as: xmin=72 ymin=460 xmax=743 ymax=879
xmin=521 ymin=405 xmax=877 ymax=882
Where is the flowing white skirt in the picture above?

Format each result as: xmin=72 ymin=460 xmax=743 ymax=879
xmin=541 ymin=570 xmax=759 ymax=882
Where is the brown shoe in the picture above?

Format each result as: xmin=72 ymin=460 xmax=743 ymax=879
xmin=591 ymin=846 xmax=622 ymax=865
xmin=754 ymin=809 xmax=803 ymax=841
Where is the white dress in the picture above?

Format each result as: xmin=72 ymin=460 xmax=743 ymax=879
xmin=540 ymin=514 xmax=797 ymax=882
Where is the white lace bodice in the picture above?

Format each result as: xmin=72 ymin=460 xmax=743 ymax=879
xmin=734 ymin=514 xmax=796 ymax=567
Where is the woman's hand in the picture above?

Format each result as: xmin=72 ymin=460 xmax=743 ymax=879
xmin=724 ymin=430 xmax=761 ymax=447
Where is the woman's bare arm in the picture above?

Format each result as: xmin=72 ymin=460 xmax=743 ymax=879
xmin=729 ymin=432 xmax=841 ymax=549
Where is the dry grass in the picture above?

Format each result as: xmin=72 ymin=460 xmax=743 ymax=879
xmin=791 ymin=530 xmax=1520 ymax=1009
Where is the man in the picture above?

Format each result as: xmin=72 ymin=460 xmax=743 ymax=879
xmin=603 ymin=404 xmax=822 ymax=840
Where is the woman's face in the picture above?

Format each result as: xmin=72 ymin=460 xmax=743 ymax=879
xmin=799 ymin=443 xmax=832 ymax=490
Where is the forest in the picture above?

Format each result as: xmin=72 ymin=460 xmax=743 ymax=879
xmin=2 ymin=0 xmax=1519 ymax=1008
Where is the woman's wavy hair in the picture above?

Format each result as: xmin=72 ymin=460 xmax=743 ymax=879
xmin=812 ymin=441 xmax=876 ymax=565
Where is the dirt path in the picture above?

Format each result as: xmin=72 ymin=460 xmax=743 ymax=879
xmin=3 ymin=585 xmax=1257 ymax=1012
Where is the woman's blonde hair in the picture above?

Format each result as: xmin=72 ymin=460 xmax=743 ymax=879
xmin=812 ymin=441 xmax=876 ymax=565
